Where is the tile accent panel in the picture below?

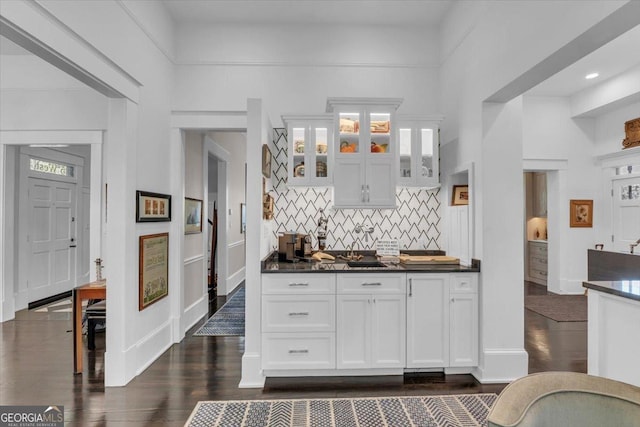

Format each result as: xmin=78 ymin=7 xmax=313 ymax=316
xmin=271 ymin=128 xmax=441 ymax=250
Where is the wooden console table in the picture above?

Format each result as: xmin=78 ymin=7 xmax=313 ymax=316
xmin=73 ymin=280 xmax=106 ymax=374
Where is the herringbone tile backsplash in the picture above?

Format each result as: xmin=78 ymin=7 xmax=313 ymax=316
xmin=271 ymin=128 xmax=441 ymax=250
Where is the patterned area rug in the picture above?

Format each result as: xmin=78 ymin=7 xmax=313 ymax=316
xmin=193 ymin=287 xmax=245 ymax=336
xmin=185 ymin=394 xmax=497 ymax=427
xmin=525 ymin=294 xmax=587 ymax=322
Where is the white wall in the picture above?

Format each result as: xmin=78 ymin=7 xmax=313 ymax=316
xmin=184 ymin=132 xmax=205 ymax=309
xmin=0 ymin=0 xmax=177 ymax=386
xmin=439 ymin=0 xmax=631 ymax=383
xmin=173 ymin=23 xmax=440 ymax=123
xmin=522 ymin=96 xmax=598 ymax=293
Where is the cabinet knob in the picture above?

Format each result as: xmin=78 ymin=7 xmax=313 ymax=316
xmin=451 ymin=298 xmax=455 ymax=302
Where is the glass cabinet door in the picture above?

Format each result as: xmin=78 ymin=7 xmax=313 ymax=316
xmin=338 ymin=112 xmax=360 ymax=154
xmin=314 ymin=126 xmax=329 ymax=179
xmin=290 ymin=126 xmax=307 ymax=182
xmin=420 ymin=128 xmax=435 ymax=179
xmin=399 ymin=128 xmax=412 ymax=182
xmin=397 ymin=120 xmax=440 ymax=187
xmin=369 ymin=112 xmax=391 ymax=155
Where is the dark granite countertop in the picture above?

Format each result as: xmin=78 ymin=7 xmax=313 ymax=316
xmin=261 ymin=251 xmax=480 ymax=274
xmin=583 ymin=280 xmax=640 ymax=302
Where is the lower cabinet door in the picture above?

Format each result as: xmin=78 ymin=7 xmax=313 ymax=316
xmin=371 ymin=294 xmax=405 ymax=368
xmin=337 ymin=294 xmax=371 ymax=369
xmin=449 ymin=292 xmax=478 ymax=367
xmin=406 ymin=274 xmax=449 ymax=368
xmin=262 ymin=332 xmax=335 ymax=370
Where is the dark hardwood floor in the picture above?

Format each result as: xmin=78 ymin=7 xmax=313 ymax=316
xmin=0 ymin=282 xmax=586 ymax=426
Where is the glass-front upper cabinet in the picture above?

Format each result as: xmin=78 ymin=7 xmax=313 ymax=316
xmin=328 ymin=98 xmax=402 ymax=208
xmin=282 ymin=115 xmax=333 ymax=186
xmin=397 ymin=116 xmax=443 ymax=188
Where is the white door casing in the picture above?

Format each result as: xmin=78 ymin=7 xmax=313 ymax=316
xmin=612 ymin=175 xmax=640 ymax=253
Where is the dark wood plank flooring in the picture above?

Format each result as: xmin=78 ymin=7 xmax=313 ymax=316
xmin=0 ymin=281 xmax=586 ymax=426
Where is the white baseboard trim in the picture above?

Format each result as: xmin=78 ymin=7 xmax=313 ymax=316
xmin=105 ymin=319 xmax=173 ymax=387
xmin=472 ymin=348 xmax=529 ymax=384
xmin=264 ymin=368 xmax=404 ymax=377
xmin=135 ymin=319 xmax=173 ymax=377
xmin=239 ymin=352 xmax=265 ymax=388
xmin=223 ymin=267 xmax=245 ymax=296
xmin=183 ymin=295 xmax=208 ymax=334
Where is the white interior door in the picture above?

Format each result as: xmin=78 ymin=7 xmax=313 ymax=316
xmin=612 ymin=176 xmax=640 ymax=253
xmin=28 ymin=178 xmax=77 ymax=302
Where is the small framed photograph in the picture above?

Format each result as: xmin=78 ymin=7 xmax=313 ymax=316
xmin=262 ymin=144 xmax=272 ymax=178
xmin=136 ymin=191 xmax=171 ymax=222
xmin=240 ymin=203 xmax=246 ymax=233
xmin=184 ymin=197 xmax=203 ymax=234
xmin=451 ymin=185 xmax=469 ymax=206
xmin=570 ymin=199 xmax=593 ymax=227
xmin=139 ymin=233 xmax=169 ymax=310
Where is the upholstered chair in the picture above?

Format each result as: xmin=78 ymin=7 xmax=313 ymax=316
xmin=487 ymin=372 xmax=640 ymax=427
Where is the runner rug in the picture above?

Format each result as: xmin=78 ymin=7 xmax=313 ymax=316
xmin=185 ymin=394 xmax=497 ymax=427
xmin=525 ymin=294 xmax=587 ymax=322
xmin=193 ymin=287 xmax=245 ymax=336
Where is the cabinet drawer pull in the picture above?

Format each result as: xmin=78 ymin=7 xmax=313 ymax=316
xmin=361 ymin=282 xmax=382 ymax=286
xmin=288 ymin=312 xmax=309 ymax=316
xmin=288 ymin=282 xmax=309 ymax=287
xmin=288 ymin=349 xmax=309 ymax=354
xmin=409 ymin=278 xmax=413 ymax=297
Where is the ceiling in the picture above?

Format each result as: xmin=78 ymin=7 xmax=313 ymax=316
xmin=162 ymin=0 xmax=453 ymax=26
xmin=527 ymin=24 xmax=640 ymax=97
xmin=2 ymin=2 xmax=639 ymax=100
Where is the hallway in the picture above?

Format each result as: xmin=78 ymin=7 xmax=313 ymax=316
xmin=0 ymin=282 xmax=586 ymax=425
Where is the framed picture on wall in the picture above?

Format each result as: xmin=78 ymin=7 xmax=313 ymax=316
xmin=451 ymin=185 xmax=469 ymax=206
xmin=136 ymin=191 xmax=171 ymax=222
xmin=570 ymin=199 xmax=593 ymax=227
xmin=262 ymin=144 xmax=272 ymax=178
xmin=139 ymin=233 xmax=169 ymax=310
xmin=184 ymin=197 xmax=203 ymax=234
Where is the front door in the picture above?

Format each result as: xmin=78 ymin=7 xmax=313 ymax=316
xmin=612 ymin=175 xmax=640 ymax=253
xmin=27 ymin=178 xmax=77 ymax=302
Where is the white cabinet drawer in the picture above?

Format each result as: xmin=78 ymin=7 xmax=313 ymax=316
xmin=529 ymin=268 xmax=548 ymax=281
xmin=262 ymin=274 xmax=336 ymax=294
xmin=451 ymin=274 xmax=478 ymax=293
xmin=262 ymin=295 xmax=335 ymax=332
xmin=528 ymin=241 xmax=547 ymax=255
xmin=262 ymin=332 xmax=335 ymax=370
xmin=337 ymin=273 xmax=405 ymax=294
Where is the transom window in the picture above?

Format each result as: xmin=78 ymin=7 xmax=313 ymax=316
xmin=29 ymin=158 xmax=75 ymax=178
xmin=616 ymin=165 xmax=640 ymax=175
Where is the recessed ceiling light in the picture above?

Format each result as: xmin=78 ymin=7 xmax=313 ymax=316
xmin=585 ymin=73 xmax=599 ymax=80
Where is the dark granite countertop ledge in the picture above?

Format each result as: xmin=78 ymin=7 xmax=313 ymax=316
xmin=583 ymin=280 xmax=640 ymax=302
xmin=261 ymin=251 xmax=480 ymax=274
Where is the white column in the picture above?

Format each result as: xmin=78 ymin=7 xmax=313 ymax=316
xmin=474 ymin=98 xmax=529 ymax=383
xmin=169 ymin=128 xmax=185 ymax=341
xmin=104 ymin=98 xmax=138 ymax=386
xmin=240 ymin=98 xmax=266 ymax=388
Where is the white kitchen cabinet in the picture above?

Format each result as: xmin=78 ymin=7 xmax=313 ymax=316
xmin=262 ymin=274 xmax=336 ymax=371
xmin=336 ymin=274 xmax=406 ymax=369
xmin=397 ymin=116 xmax=443 ymax=188
xmin=449 ymin=274 xmax=478 ymax=367
xmin=406 ymin=274 xmax=449 ymax=368
xmin=282 ymin=115 xmax=333 ymax=186
xmin=327 ymin=98 xmax=402 ymax=208
xmin=406 ymin=273 xmax=478 ymax=369
xmin=528 ymin=240 xmax=548 ymax=285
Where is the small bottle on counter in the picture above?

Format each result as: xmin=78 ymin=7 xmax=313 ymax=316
xmin=317 ymin=209 xmax=328 ymax=251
